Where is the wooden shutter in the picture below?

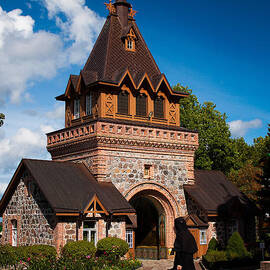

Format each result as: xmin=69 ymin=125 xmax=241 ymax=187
xmin=118 ymin=91 xmax=129 ymax=115
xmin=136 ymin=94 xmax=147 ymax=116
xmin=154 ymin=96 xmax=164 ymax=119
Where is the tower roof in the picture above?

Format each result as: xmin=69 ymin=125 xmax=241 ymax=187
xmin=82 ymin=3 xmax=161 ymax=86
xmin=57 ymin=0 xmax=188 ymax=100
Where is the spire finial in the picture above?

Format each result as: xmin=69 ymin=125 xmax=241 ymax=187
xmin=105 ymin=0 xmax=116 ymax=15
xmin=129 ymin=7 xmax=137 ymax=19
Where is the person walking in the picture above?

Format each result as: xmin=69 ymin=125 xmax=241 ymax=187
xmin=168 ymin=217 xmax=198 ymax=270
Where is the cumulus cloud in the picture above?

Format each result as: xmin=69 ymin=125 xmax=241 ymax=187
xmin=46 ymin=104 xmax=65 ymax=120
xmin=44 ymin=0 xmax=104 ymax=64
xmin=0 ymin=1 xmax=104 ymax=103
xmin=0 ymin=7 xmax=64 ymax=103
xmin=229 ymin=119 xmax=263 ymax=137
xmin=0 ymin=127 xmax=48 ymax=175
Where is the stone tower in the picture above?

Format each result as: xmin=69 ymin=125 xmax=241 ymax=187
xmin=46 ymin=0 xmax=199 ymax=256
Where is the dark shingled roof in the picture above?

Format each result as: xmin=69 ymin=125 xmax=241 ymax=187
xmin=184 ymin=170 xmax=257 ymax=216
xmin=82 ymin=15 xmax=161 ymax=86
xmin=0 ymin=159 xmax=135 ymax=216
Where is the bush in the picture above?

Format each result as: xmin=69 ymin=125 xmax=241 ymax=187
xmin=226 ymin=232 xmax=251 ymax=259
xmin=62 ymin=240 xmax=96 ymax=260
xmin=97 ymin=237 xmax=129 ymax=259
xmin=26 ymin=245 xmax=57 ymax=270
xmin=0 ymin=245 xmax=18 ymax=267
xmin=203 ymin=250 xmax=228 ymax=269
xmin=208 ymin=237 xmax=218 ymax=251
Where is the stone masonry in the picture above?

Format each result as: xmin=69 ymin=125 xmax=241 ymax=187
xmin=2 ymin=172 xmax=55 ymax=246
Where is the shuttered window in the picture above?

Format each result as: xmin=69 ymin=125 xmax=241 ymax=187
xmin=118 ymin=91 xmax=129 ymax=115
xmin=154 ymin=96 xmax=164 ymax=118
xmin=136 ymin=94 xmax=147 ymax=116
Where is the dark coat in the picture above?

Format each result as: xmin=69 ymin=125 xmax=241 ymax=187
xmin=173 ymin=217 xmax=198 ymax=270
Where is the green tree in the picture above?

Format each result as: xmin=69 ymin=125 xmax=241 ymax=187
xmin=229 ymin=160 xmax=263 ymax=201
xmin=258 ymin=124 xmax=270 ymax=217
xmin=175 ymin=84 xmax=250 ymax=174
xmin=0 ymin=113 xmax=4 ymax=127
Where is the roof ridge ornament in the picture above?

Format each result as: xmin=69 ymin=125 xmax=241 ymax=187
xmin=105 ymin=0 xmax=116 ymax=15
xmin=129 ymin=7 xmax=137 ymax=19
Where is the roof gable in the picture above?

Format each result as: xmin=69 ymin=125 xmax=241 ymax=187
xmin=0 ymin=159 xmax=135 ymax=216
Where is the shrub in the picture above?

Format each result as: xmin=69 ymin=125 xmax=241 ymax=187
xmin=208 ymin=237 xmax=218 ymax=251
xmin=0 ymin=245 xmax=18 ymax=267
xmin=97 ymin=237 xmax=129 ymax=259
xmin=226 ymin=232 xmax=251 ymax=259
xmin=62 ymin=240 xmax=96 ymax=260
xmin=204 ymin=250 xmax=227 ymax=263
xmin=26 ymin=245 xmax=57 ymax=270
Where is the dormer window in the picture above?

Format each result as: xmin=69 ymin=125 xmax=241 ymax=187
xmin=74 ymin=98 xmax=80 ymax=119
xmin=125 ymin=28 xmax=136 ymax=52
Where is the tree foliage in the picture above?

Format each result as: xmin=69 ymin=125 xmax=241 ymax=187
xmin=0 ymin=113 xmax=4 ymax=127
xmin=175 ymin=84 xmax=249 ymax=175
xmin=257 ymin=124 xmax=270 ymax=216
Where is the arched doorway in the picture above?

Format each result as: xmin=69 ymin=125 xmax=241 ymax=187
xmin=130 ymin=194 xmax=167 ymax=259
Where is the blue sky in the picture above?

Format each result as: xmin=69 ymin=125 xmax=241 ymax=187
xmin=0 ymin=0 xmax=269 ymax=193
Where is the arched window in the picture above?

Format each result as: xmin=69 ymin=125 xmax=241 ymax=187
xmin=11 ymin=220 xmax=17 ymax=247
xmin=118 ymin=91 xmax=129 ymax=115
xmin=136 ymin=94 xmax=147 ymax=116
xmin=154 ymin=96 xmax=164 ymax=119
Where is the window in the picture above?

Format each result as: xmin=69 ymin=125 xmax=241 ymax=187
xmin=125 ymin=29 xmax=136 ymax=51
xmin=74 ymin=98 xmax=80 ymax=119
xmin=136 ymin=94 xmax=147 ymax=116
xmin=126 ymin=229 xmax=133 ymax=248
xmin=154 ymin=96 xmax=164 ymax=119
xmin=11 ymin=220 xmax=17 ymax=247
xmin=86 ymin=94 xmax=92 ymax=116
xmin=83 ymin=221 xmax=97 ymax=245
xmin=144 ymin=164 xmax=153 ymax=179
xmin=118 ymin=91 xmax=129 ymax=115
xmin=200 ymin=229 xmax=207 ymax=245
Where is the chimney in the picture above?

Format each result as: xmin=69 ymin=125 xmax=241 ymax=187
xmin=114 ymin=0 xmax=131 ymax=27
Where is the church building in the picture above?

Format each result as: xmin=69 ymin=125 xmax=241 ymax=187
xmin=0 ymin=0 xmax=256 ymax=259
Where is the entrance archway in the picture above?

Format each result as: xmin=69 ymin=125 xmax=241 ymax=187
xmin=129 ymin=189 xmax=175 ymax=259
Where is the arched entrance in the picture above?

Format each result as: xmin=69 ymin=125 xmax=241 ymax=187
xmin=129 ymin=190 xmax=173 ymax=259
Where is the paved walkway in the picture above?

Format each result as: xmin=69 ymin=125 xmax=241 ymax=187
xmin=137 ymin=259 xmax=203 ymax=270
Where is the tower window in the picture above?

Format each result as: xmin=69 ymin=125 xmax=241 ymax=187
xmin=136 ymin=94 xmax=147 ymax=116
xmin=86 ymin=93 xmax=92 ymax=116
xmin=125 ymin=29 xmax=136 ymax=51
xmin=74 ymin=98 xmax=80 ymax=119
xmin=118 ymin=91 xmax=129 ymax=115
xmin=154 ymin=96 xmax=164 ymax=119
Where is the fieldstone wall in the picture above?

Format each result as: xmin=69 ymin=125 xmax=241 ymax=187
xmin=2 ymin=173 xmax=56 ymax=246
xmin=83 ymin=150 xmax=189 ymax=216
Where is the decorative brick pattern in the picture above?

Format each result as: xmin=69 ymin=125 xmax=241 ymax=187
xmin=2 ymin=174 xmax=55 ymax=246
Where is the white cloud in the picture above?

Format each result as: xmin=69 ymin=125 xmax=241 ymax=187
xmin=43 ymin=0 xmax=104 ymax=64
xmin=0 ymin=127 xmax=48 ymax=174
xmin=229 ymin=119 xmax=263 ymax=137
xmin=46 ymin=104 xmax=65 ymax=120
xmin=0 ymin=1 xmax=104 ymax=103
xmin=0 ymin=7 xmax=64 ymax=103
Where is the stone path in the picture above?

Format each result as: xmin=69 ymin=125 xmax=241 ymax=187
xmin=137 ymin=259 xmax=203 ymax=270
